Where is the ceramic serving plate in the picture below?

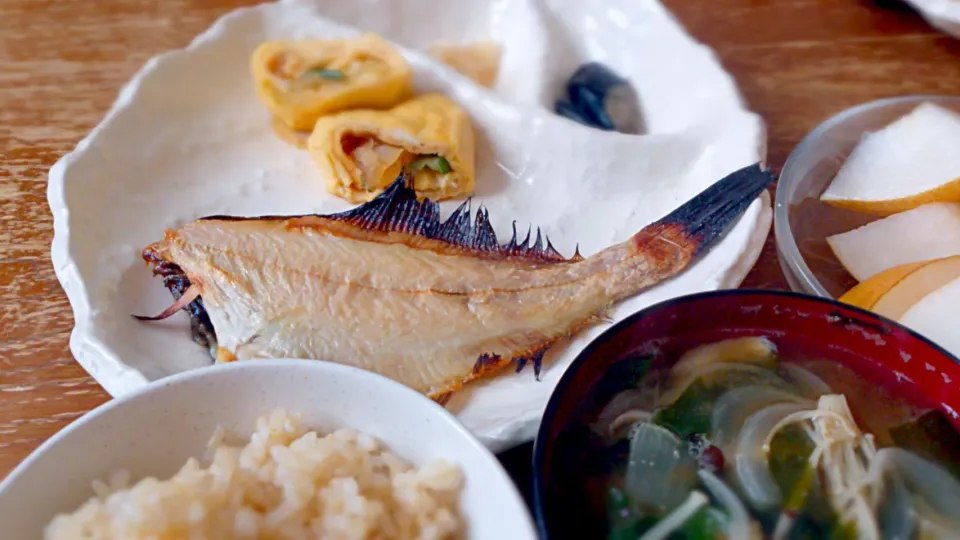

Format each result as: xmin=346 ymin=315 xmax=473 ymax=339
xmin=48 ymin=0 xmax=769 ymax=451
xmin=905 ymin=0 xmax=960 ymax=38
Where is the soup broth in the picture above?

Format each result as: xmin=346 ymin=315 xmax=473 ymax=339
xmin=549 ymin=337 xmax=960 ymax=540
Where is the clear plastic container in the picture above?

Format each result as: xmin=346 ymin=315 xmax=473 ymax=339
xmin=774 ymin=95 xmax=960 ymax=298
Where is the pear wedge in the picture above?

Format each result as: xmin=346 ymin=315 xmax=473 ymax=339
xmin=827 ymin=202 xmax=960 ymax=281
xmin=821 ymin=103 xmax=960 ymax=216
xmin=900 ymin=276 xmax=960 ymax=357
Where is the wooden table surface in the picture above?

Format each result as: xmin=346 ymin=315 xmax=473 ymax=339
xmin=2 ymin=0 xmax=960 ymax=480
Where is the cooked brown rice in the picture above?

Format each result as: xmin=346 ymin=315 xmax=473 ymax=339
xmin=45 ymin=409 xmax=464 ymax=539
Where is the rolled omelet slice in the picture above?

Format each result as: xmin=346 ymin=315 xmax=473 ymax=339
xmin=428 ymin=41 xmax=502 ymax=88
xmin=270 ymin=115 xmax=310 ymax=149
xmin=308 ymin=94 xmax=476 ymax=204
xmin=251 ymin=34 xmax=413 ymax=132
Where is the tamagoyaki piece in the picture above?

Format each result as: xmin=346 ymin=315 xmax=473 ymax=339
xmin=251 ymin=34 xmax=413 ymax=132
xmin=307 ymin=93 xmax=476 ymax=203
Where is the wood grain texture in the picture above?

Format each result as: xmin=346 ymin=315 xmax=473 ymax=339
xmin=1 ymin=0 xmax=959 ymax=480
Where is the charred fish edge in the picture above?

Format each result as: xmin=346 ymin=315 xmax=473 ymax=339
xmin=137 ymin=163 xmax=774 ymax=399
xmin=141 ymin=252 xmax=218 ymax=359
xmin=201 ymin=174 xmax=585 ymax=263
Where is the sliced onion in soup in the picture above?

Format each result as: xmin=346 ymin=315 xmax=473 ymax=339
xmin=668 ymin=337 xmax=778 ymax=387
xmin=626 ymin=422 xmax=698 ymax=512
xmin=880 ymin=475 xmax=919 ymax=540
xmin=594 ymin=389 xmax=654 ymax=439
xmin=698 ymin=469 xmax=751 ymax=540
xmin=872 ymin=448 xmax=960 ymax=535
xmin=659 ymin=337 xmax=778 ymax=407
xmin=917 ymin=511 xmax=960 ymax=540
xmin=657 ymin=362 xmax=787 ymax=410
xmin=734 ymin=402 xmax=814 ymax=510
xmin=711 ymin=385 xmax=812 ymax=455
xmin=780 ymin=363 xmax=832 ymax=398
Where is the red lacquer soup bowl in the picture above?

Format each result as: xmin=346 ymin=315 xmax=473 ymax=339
xmin=532 ymin=290 xmax=960 ymax=540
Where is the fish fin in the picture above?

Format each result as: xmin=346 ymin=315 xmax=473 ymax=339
xmin=436 ymin=315 xmax=615 ymax=400
xmin=514 ymin=348 xmax=549 ymax=380
xmin=651 ymin=163 xmax=774 ymax=256
xmin=532 ymin=350 xmax=548 ymax=380
xmin=131 ymin=285 xmax=200 ymax=321
xmin=472 ymin=352 xmax=503 ymax=375
xmin=431 ymin=390 xmax=454 ymax=406
xmin=323 ymin=176 xmax=571 ymax=262
xmin=533 ymin=353 xmax=545 ymax=381
xmin=544 ymin=235 xmax=563 ymax=259
xmin=325 ymin=177 xmax=441 ymax=237
xmin=135 ymin=260 xmax=218 ymax=353
xmin=571 ymin=244 xmax=585 ymax=262
xmin=429 ymin=348 xmax=540 ymax=404
xmin=514 ymin=356 xmax=528 ymax=373
xmin=427 ymin=353 xmax=510 ymax=405
xmin=591 ymin=311 xmax=616 ymax=325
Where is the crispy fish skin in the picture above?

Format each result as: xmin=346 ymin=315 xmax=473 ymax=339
xmin=141 ymin=164 xmax=773 ymax=400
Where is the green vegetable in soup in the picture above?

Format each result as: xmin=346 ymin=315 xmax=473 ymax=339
xmin=827 ymin=519 xmax=859 ymax=540
xmin=592 ymin=356 xmax=654 ymax=414
xmin=605 ymin=486 xmax=660 ymax=540
xmin=590 ymin=337 xmax=960 ymax=540
xmin=769 ymin=425 xmax=816 ymax=513
xmin=768 ymin=425 xmax=835 ymax=537
xmin=890 ymin=410 xmax=960 ymax=479
xmin=678 ymin=506 xmax=728 ymax=540
xmin=606 ymin=486 xmax=639 ymax=539
xmin=653 ymin=367 xmax=789 ymax=437
xmin=777 ymin=513 xmax=859 ymax=540
xmin=767 ymin=423 xmax=857 ymax=539
xmin=605 ymin=484 xmax=728 ymax=540
xmin=606 ymin=519 xmax=643 ymax=540
xmin=605 ymin=355 xmax=654 ymax=394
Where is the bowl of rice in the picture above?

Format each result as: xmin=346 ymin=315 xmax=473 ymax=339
xmin=0 ymin=359 xmax=537 ymax=539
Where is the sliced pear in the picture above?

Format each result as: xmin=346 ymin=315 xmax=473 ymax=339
xmin=899 ymin=276 xmax=960 ymax=357
xmin=838 ymin=261 xmax=927 ymax=310
xmin=821 ymin=103 xmax=960 ymax=216
xmin=826 ymin=202 xmax=960 ymax=281
xmin=839 ymin=256 xmax=960 ymax=318
xmin=872 ymin=256 xmax=960 ymax=320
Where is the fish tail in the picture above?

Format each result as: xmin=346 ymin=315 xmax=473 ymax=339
xmin=649 ymin=163 xmax=774 ymax=255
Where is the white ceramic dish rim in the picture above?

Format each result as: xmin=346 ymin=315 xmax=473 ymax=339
xmin=904 ymin=0 xmax=960 ymax=37
xmin=46 ymin=0 xmax=770 ymax=452
xmin=774 ymin=94 xmax=960 ymax=298
xmin=0 ymin=358 xmax=538 ymax=539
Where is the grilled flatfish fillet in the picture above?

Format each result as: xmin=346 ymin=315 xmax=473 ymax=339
xmin=139 ymin=164 xmax=773 ymax=401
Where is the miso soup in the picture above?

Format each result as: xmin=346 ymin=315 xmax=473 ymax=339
xmin=548 ymin=337 xmax=960 ymax=539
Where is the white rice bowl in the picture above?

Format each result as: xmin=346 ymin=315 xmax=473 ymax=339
xmin=46 ymin=409 xmax=465 ymax=539
xmin=0 ymin=360 xmax=536 ymax=540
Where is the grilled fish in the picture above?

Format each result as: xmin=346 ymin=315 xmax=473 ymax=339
xmin=138 ymin=164 xmax=773 ymax=401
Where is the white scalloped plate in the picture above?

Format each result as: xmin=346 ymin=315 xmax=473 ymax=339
xmin=48 ymin=0 xmax=769 ymax=452
xmin=905 ymin=0 xmax=960 ymax=38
